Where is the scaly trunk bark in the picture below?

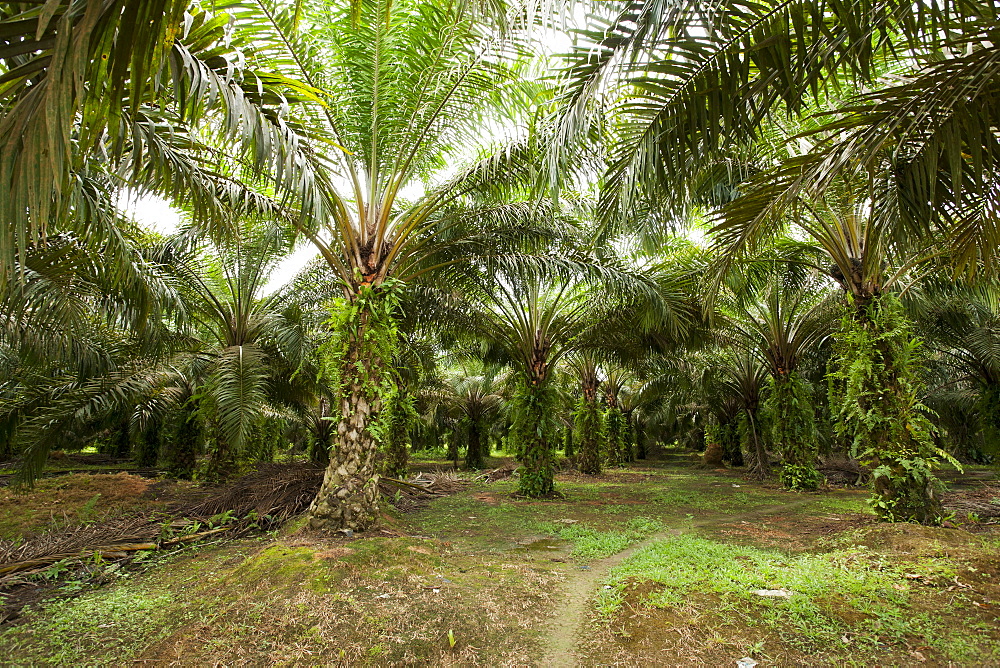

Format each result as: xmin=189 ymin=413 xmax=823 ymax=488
xmin=308 ymin=282 xmax=397 ymax=532
xmin=308 ymin=378 xmax=382 ymax=531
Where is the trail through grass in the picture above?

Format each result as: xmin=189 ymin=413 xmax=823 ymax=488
xmin=1 ymin=454 xmax=998 ymax=666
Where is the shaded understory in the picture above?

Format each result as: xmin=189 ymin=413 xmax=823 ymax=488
xmin=2 ymin=449 xmax=999 ymax=666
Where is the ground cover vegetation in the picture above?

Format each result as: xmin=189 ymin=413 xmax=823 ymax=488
xmin=2 ymin=0 xmax=1000 ymax=664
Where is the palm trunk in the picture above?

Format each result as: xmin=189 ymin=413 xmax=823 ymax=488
xmin=830 ymin=290 xmax=945 ymax=523
xmin=446 ymin=430 xmax=459 ymax=464
xmin=577 ymin=378 xmax=603 ymax=475
xmin=635 ymin=416 xmax=646 ymax=460
xmin=308 ymin=378 xmax=382 ymax=531
xmin=605 ymin=391 xmax=626 ymax=467
xmin=307 ymin=283 xmax=400 ymax=532
xmin=741 ymin=410 xmax=769 ymax=480
xmin=205 ymin=417 xmax=237 ymax=481
xmin=465 ymin=420 xmax=485 ymax=469
xmin=768 ymin=372 xmax=821 ymax=490
xmin=514 ymin=353 xmax=557 ymax=496
xmin=623 ymin=410 xmax=636 ymax=463
xmin=135 ymin=421 xmax=160 ymax=468
xmin=382 ymin=389 xmax=412 ymax=479
xmin=165 ymin=408 xmax=199 ymax=479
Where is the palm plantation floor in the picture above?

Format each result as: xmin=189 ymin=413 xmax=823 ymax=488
xmin=2 ymin=451 xmax=999 ymax=666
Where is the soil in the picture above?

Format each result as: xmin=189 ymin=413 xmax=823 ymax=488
xmin=2 ymin=452 xmax=999 ymax=666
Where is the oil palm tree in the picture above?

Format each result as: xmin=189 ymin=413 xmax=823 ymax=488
xmin=208 ymin=0 xmax=556 ymax=529
xmin=722 ymin=275 xmax=835 ymax=488
xmin=433 ymin=366 xmax=505 ymax=470
xmin=432 ymin=229 xmax=698 ymax=494
xmin=565 ymin=351 xmax=604 ymax=474
xmin=602 ymin=366 xmax=633 ymax=466
xmin=167 ymin=224 xmax=312 ymax=478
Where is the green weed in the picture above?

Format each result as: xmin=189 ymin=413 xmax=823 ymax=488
xmin=599 ymin=535 xmax=997 ymax=660
xmin=536 ymin=516 xmax=663 ymax=560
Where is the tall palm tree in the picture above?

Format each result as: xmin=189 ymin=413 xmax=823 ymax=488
xmin=565 ymin=351 xmax=604 ymax=474
xmin=209 ymin=0 xmax=555 ymax=529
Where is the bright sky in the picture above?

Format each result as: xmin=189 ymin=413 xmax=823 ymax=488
xmin=119 ymin=191 xmax=320 ymax=295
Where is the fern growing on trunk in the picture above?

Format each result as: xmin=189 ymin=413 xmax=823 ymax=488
xmin=829 ymin=294 xmax=957 ymax=523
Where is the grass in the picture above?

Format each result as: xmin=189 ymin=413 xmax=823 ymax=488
xmin=2 ymin=456 xmax=997 ymax=666
xmin=534 ymin=516 xmax=663 ymax=560
xmin=4 ymin=585 xmax=181 ymax=665
xmin=597 ymin=534 xmax=1000 ymax=664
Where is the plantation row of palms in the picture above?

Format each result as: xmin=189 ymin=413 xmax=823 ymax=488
xmin=2 ymin=0 xmax=999 ymax=529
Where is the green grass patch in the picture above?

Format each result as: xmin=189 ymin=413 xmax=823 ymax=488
xmin=1 ymin=582 xmax=186 ymax=665
xmin=650 ymin=486 xmax=786 ymax=513
xmin=598 ymin=534 xmax=998 ymax=662
xmin=536 ymin=516 xmax=663 ymax=560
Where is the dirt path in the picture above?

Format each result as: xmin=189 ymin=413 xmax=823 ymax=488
xmin=536 ymin=498 xmax=820 ymax=667
xmin=537 ymin=530 xmax=674 ymax=668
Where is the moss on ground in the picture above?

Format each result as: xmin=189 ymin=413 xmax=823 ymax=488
xmin=2 ymin=456 xmax=997 ymax=666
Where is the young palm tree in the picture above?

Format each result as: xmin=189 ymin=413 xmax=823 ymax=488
xmin=432 ymin=367 xmax=505 ymax=470
xmin=723 ymin=276 xmax=834 ymax=488
xmin=458 ymin=275 xmax=595 ymax=495
xmin=1 ymin=222 xmax=316 ymax=481
xmin=711 ymin=350 xmax=771 ymax=479
xmin=168 ymin=225 xmax=311 ymax=478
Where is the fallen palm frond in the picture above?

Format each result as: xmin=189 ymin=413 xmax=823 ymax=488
xmin=182 ymin=463 xmax=325 ymax=528
xmin=818 ymin=456 xmax=869 ymax=486
xmin=0 ymin=516 xmax=161 ymax=569
xmin=380 ymin=469 xmax=471 ymax=512
xmin=475 ymin=464 xmax=518 ymax=483
xmin=0 ymin=464 xmax=470 ymax=587
xmin=943 ymin=483 xmax=1000 ymax=519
